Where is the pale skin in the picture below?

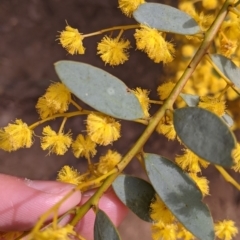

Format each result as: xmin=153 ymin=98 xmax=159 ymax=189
xmin=0 ymin=174 xmax=128 ymax=240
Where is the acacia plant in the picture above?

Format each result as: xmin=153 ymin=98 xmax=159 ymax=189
xmin=1 ymin=0 xmax=240 ymax=239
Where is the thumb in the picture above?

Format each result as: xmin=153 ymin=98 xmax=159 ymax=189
xmin=0 ymin=174 xmax=81 ymax=231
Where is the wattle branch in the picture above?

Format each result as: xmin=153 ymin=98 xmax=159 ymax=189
xmin=70 ymin=0 xmax=234 ymax=225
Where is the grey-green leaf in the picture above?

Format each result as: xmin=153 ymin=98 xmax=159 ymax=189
xmin=222 ymin=113 xmax=234 ymax=127
xmin=174 ymin=107 xmax=236 ymax=167
xmin=210 ymin=54 xmax=240 ymax=88
xmin=180 ymin=93 xmax=200 ymax=107
xmin=112 ymin=175 xmax=156 ymax=222
xmin=55 ymin=61 xmax=144 ymax=120
xmin=133 ymin=3 xmax=200 ymax=35
xmin=144 ymin=153 xmax=214 ymax=240
xmin=94 ymin=209 xmax=121 ymax=240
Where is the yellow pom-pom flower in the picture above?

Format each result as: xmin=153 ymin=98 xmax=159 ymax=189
xmin=221 ymin=20 xmax=240 ymax=41
xmin=132 ymin=87 xmax=150 ymax=118
xmin=189 ymin=173 xmax=209 ymax=197
xmin=86 ymin=113 xmax=121 ymax=146
xmin=0 ymin=119 xmax=33 ymax=152
xmin=36 ymin=97 xmax=59 ymax=120
xmin=36 ymin=82 xmax=71 ymax=119
xmin=181 ymin=44 xmax=195 ymax=58
xmin=97 ymin=150 xmax=122 ymax=174
xmin=150 ymin=195 xmax=175 ymax=224
xmin=156 ymin=116 xmax=177 ymax=140
xmin=157 ymin=82 xmax=176 ymax=100
xmin=175 ymin=148 xmax=209 ymax=173
xmin=118 ymin=0 xmax=145 ymax=17
xmin=198 ymin=96 xmax=226 ymax=116
xmin=134 ymin=24 xmax=175 ymax=63
xmin=177 ymin=223 xmax=195 ymax=240
xmin=202 ymin=0 xmax=217 ymax=10
xmin=219 ymin=36 xmax=237 ymax=58
xmin=57 ymin=165 xmax=83 ymax=185
xmin=58 ymin=24 xmax=85 ymax=55
xmin=152 ymin=221 xmax=177 ymax=240
xmin=41 ymin=126 xmax=72 ymax=155
xmin=97 ymin=36 xmax=131 ymax=66
xmin=214 ymin=220 xmax=238 ymax=240
xmin=178 ymin=2 xmax=195 ymax=12
xmin=72 ymin=134 xmax=97 ymax=159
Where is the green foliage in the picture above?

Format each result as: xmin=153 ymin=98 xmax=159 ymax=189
xmin=133 ymin=3 xmax=201 ymax=35
xmin=94 ymin=209 xmax=121 ymax=240
xmin=55 ymin=61 xmax=144 ymax=120
xmin=144 ymin=153 xmax=215 ymax=240
xmin=173 ymin=107 xmax=236 ymax=167
xmin=112 ymin=175 xmax=156 ymax=222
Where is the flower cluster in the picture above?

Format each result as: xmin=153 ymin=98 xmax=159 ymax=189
xmin=97 ymin=150 xmax=122 ymax=174
xmin=57 ymin=165 xmax=84 ymax=185
xmin=157 ymin=82 xmax=176 ymax=101
xmin=175 ymin=148 xmax=210 ymax=196
xmin=58 ymin=22 xmax=176 ymax=66
xmin=169 ymin=0 xmax=240 ymax=129
xmin=150 ymin=194 xmax=238 ymax=240
xmin=0 ymin=119 xmax=33 ymax=152
xmin=86 ymin=113 xmax=121 ymax=146
xmin=175 ymin=149 xmax=209 ymax=174
xmin=118 ymin=0 xmax=145 ymax=17
xmin=72 ymin=134 xmax=97 ymax=159
xmin=59 ymin=0 xmax=146 ymax=59
xmin=36 ymin=82 xmax=71 ymax=119
xmin=134 ymin=25 xmax=175 ymax=64
xmin=156 ymin=115 xmax=177 ymax=141
xmin=0 ymin=82 xmax=122 ymax=163
xmin=132 ymin=87 xmax=150 ymax=118
xmin=58 ymin=25 xmax=85 ymax=55
xmin=214 ymin=220 xmax=238 ymax=240
xmin=97 ymin=36 xmax=131 ymax=66
xmin=198 ymin=96 xmax=226 ymax=117
xmin=150 ymin=195 xmax=195 ymax=240
xmin=41 ymin=126 xmax=72 ymax=155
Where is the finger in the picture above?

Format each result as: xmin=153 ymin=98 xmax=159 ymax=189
xmin=0 ymin=174 xmax=81 ymax=231
xmin=74 ymin=189 xmax=128 ymax=240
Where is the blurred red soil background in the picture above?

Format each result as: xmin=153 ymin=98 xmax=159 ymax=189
xmin=0 ymin=0 xmax=240 ymax=239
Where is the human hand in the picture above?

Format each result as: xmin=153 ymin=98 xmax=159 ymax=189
xmin=0 ymin=173 xmax=128 ymax=240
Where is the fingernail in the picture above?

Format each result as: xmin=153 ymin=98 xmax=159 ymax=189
xmin=24 ymin=178 xmax=75 ymax=195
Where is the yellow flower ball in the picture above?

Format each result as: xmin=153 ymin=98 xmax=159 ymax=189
xmin=86 ymin=113 xmax=121 ymax=146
